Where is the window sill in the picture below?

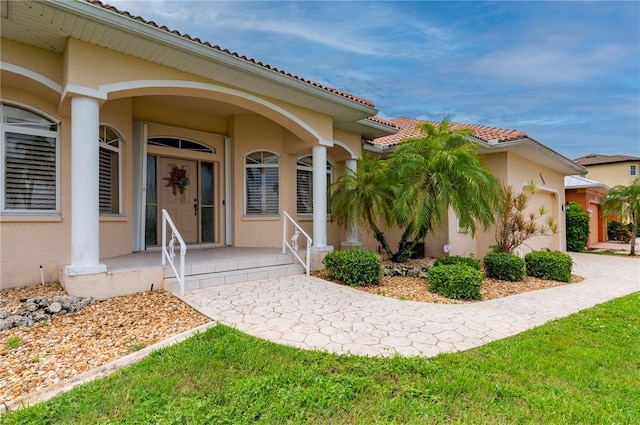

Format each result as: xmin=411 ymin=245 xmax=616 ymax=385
xmin=0 ymin=214 xmax=62 ymax=222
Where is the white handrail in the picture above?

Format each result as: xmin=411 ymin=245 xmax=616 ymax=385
xmin=162 ymin=209 xmax=187 ymax=296
xmin=282 ymin=211 xmax=312 ymax=276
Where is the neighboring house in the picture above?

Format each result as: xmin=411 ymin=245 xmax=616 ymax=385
xmin=364 ymin=118 xmax=586 ymax=258
xmin=565 ymin=175 xmax=610 ymax=246
xmin=0 ymin=0 xmax=398 ymax=291
xmin=573 ymin=154 xmax=640 ymax=188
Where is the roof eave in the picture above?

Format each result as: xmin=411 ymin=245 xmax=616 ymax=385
xmin=475 ymin=137 xmax=586 ymax=175
xmin=47 ymin=0 xmax=378 ymax=118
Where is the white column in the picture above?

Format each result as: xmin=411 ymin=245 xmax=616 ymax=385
xmin=66 ymin=96 xmax=106 ymax=275
xmin=312 ymin=145 xmax=328 ymax=248
xmin=341 ymin=158 xmax=361 ymax=248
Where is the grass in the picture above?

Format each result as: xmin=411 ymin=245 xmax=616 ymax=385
xmin=3 ymin=335 xmax=21 ymax=350
xmin=3 ymin=293 xmax=639 ymax=424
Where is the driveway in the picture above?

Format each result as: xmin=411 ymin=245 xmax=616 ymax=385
xmin=180 ymin=253 xmax=639 ymax=357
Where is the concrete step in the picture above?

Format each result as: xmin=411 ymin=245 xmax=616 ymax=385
xmin=168 ymin=263 xmax=306 ymax=293
xmin=164 ymin=252 xmax=296 ymax=278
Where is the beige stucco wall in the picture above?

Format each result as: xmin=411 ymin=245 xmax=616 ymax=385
xmin=1 ymin=35 xmax=358 ymax=288
xmin=583 ymin=162 xmax=640 ymax=188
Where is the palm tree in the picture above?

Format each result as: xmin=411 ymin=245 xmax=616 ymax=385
xmin=601 ymin=178 xmax=640 ymax=256
xmin=330 ymin=152 xmax=396 ymax=258
xmin=389 ymin=118 xmax=503 ymax=261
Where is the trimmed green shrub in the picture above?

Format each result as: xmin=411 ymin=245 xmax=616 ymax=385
xmin=483 ymin=252 xmax=525 ymax=281
xmin=566 ymin=202 xmax=590 ymax=252
xmin=433 ymin=255 xmax=481 ymax=270
xmin=323 ymin=247 xmax=381 ymax=287
xmin=427 ymin=264 xmax=483 ymax=300
xmin=525 ymin=250 xmax=573 ymax=282
xmin=607 ymin=220 xmax=632 ymax=243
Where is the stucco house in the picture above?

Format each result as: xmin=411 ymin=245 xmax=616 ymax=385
xmin=1 ymin=0 xmax=585 ymax=299
xmin=0 ymin=0 xmax=399 ymax=295
xmin=364 ymin=118 xmax=585 ymax=258
xmin=573 ymin=154 xmax=640 ymax=188
xmin=564 ymin=175 xmax=609 ymax=246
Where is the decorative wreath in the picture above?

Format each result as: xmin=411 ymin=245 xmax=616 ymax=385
xmin=164 ymin=164 xmax=190 ymax=195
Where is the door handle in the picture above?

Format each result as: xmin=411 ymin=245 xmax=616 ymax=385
xmin=193 ymin=198 xmax=198 ymax=216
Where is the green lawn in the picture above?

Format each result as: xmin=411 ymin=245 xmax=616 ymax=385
xmin=3 ymin=293 xmax=639 ymax=424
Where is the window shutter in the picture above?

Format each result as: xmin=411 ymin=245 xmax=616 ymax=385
xmin=4 ymin=132 xmax=56 ymax=210
xmin=296 ymin=169 xmax=312 ymax=214
xmin=264 ymin=167 xmax=279 ymax=214
xmin=99 ymin=147 xmax=113 ymax=213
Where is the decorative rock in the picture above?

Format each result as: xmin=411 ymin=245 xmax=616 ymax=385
xmin=0 ymin=295 xmax=96 ymax=331
xmin=24 ymin=302 xmax=39 ymax=312
xmin=0 ymin=318 xmax=10 ymax=331
xmin=54 ymin=296 xmax=73 ymax=310
xmin=8 ymin=315 xmax=34 ymax=328
xmin=46 ymin=302 xmax=63 ymax=314
xmin=32 ymin=311 xmax=51 ymax=323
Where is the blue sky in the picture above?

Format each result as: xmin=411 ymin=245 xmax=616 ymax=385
xmin=107 ymin=0 xmax=639 ymax=160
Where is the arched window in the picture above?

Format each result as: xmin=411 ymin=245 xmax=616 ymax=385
xmin=1 ymin=103 xmax=59 ymax=212
xmin=244 ymin=150 xmax=279 ymax=216
xmin=296 ymin=155 xmax=332 ymax=215
xmin=99 ymin=125 xmax=123 ymax=214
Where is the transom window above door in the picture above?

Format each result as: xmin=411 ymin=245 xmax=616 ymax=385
xmin=148 ymin=137 xmax=214 ymax=153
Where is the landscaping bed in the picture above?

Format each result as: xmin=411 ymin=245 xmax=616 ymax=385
xmin=0 ymin=283 xmax=210 ymax=404
xmin=314 ymin=257 xmax=583 ymax=304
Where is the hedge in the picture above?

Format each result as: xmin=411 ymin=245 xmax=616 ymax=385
xmin=525 ymin=250 xmax=573 ymax=282
xmin=323 ymin=248 xmax=381 ymax=287
xmin=483 ymin=252 xmax=525 ymax=282
xmin=433 ymin=255 xmax=481 ymax=270
xmin=427 ymin=264 xmax=483 ymax=300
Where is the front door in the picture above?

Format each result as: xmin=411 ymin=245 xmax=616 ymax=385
xmin=159 ymin=157 xmax=198 ymax=244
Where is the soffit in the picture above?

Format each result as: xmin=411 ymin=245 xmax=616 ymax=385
xmin=1 ymin=0 xmax=380 ymax=127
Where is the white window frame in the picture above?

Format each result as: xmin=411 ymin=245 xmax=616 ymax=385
xmin=243 ymin=150 xmax=280 ymax=217
xmin=0 ymin=101 xmax=60 ymax=215
xmin=296 ymin=155 xmax=333 ymax=216
xmin=631 ymin=165 xmax=637 ymax=176
xmin=99 ymin=124 xmax=124 ymax=215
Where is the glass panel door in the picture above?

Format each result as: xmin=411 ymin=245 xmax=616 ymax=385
xmin=200 ymin=162 xmax=215 ymax=243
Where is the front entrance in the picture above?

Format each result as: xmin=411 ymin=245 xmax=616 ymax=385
xmin=159 ymin=157 xmax=199 ymax=244
xmin=145 ymin=153 xmax=217 ymax=247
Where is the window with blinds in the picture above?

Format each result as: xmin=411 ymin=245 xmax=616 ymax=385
xmin=99 ymin=125 xmax=121 ymax=215
xmin=1 ymin=104 xmax=59 ymax=212
xmin=244 ymin=151 xmax=279 ymax=216
xmin=296 ymin=155 xmax=332 ymax=215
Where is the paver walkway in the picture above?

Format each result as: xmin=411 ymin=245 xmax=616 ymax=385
xmin=180 ymin=253 xmax=639 ymax=357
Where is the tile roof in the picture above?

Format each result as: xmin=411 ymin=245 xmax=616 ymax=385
xmin=87 ymin=0 xmax=375 ymax=108
xmin=369 ymin=117 xmax=528 ymax=147
xmin=573 ymin=154 xmax=640 ymax=166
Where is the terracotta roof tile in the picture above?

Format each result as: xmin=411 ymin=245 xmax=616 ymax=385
xmin=86 ymin=0 xmax=375 ymax=108
xmin=573 ymin=154 xmax=640 ymax=166
xmin=369 ymin=117 xmax=528 ymax=147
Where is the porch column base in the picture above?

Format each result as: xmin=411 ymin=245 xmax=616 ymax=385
xmin=340 ymin=241 xmax=362 ymax=249
xmin=64 ymin=264 xmax=107 ymax=276
xmin=60 ymin=265 xmax=163 ymax=301
xmin=309 ymin=245 xmax=333 ymax=271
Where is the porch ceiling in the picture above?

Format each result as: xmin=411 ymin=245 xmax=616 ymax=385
xmin=2 ymin=0 xmax=382 ymax=129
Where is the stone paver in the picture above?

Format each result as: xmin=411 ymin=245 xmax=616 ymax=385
xmin=180 ymin=253 xmax=639 ymax=357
